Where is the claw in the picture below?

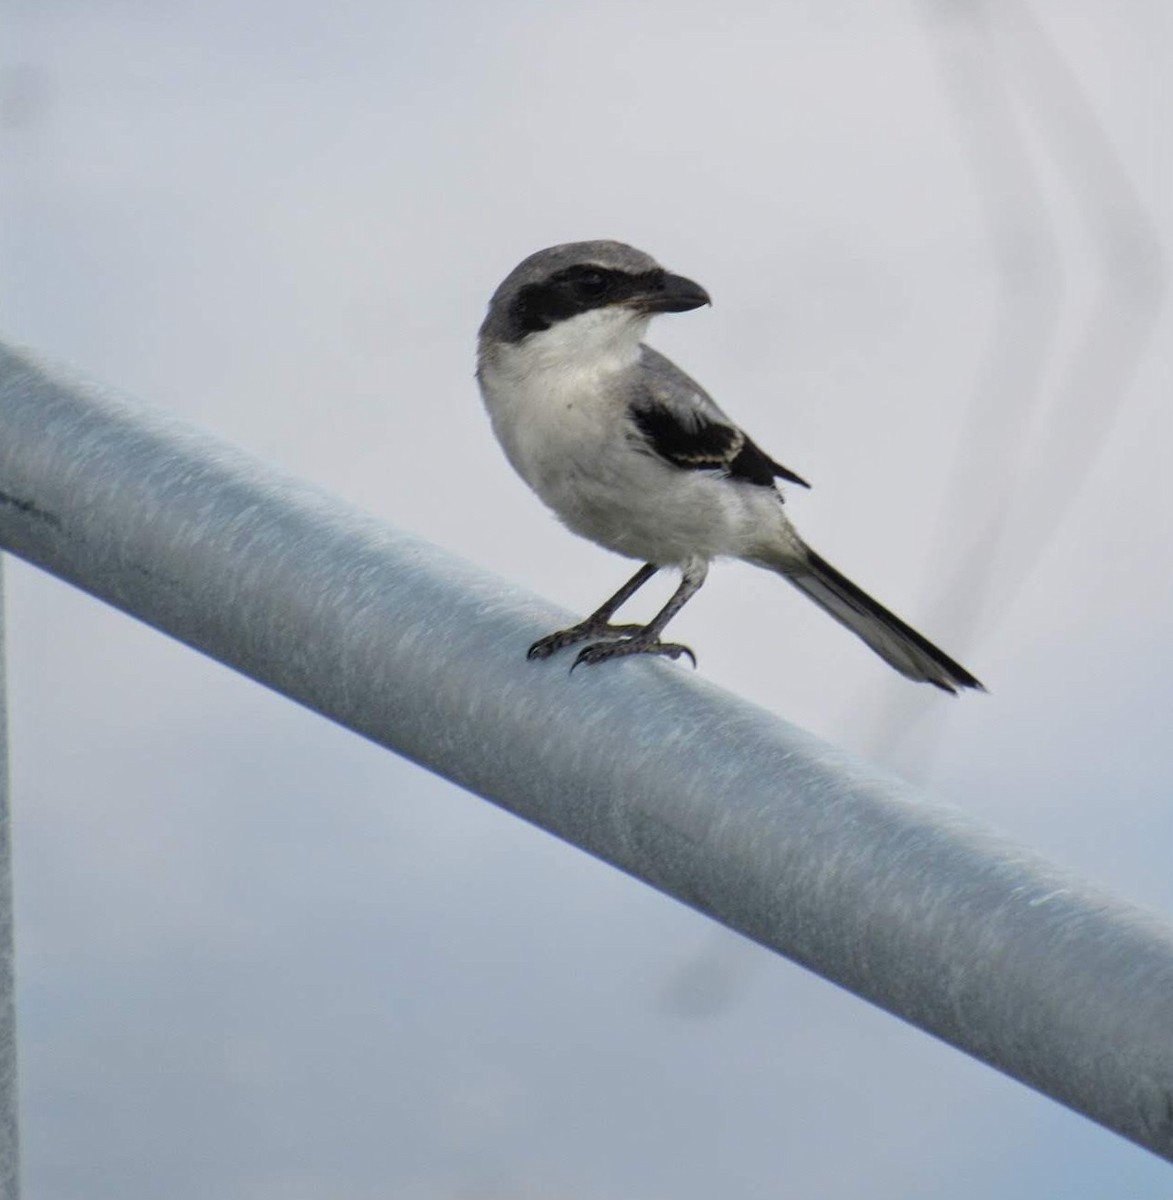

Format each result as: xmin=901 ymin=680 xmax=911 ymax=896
xmin=527 ymin=638 xmax=559 ymax=662
xmin=528 ymin=622 xmax=645 ymax=661
xmin=570 ymin=637 xmax=697 ymax=671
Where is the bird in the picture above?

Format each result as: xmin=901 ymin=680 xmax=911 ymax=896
xmin=476 ymin=240 xmax=983 ymax=694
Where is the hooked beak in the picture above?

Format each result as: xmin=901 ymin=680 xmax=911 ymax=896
xmin=633 ymin=272 xmax=712 ymax=315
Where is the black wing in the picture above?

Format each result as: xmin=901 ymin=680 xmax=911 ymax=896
xmin=631 ymin=347 xmax=809 ymax=489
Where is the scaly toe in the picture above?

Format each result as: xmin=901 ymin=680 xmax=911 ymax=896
xmin=528 ymin=623 xmax=645 ymax=661
xmin=570 ymin=638 xmax=697 ymax=671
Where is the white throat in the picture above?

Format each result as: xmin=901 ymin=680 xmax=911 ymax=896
xmin=489 ymin=306 xmax=650 ymax=386
xmin=476 ymin=305 xmax=654 ymax=501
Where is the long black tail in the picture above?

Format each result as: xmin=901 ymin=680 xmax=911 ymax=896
xmin=775 ymin=547 xmax=984 ymax=694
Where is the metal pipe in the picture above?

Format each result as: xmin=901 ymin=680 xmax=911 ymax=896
xmin=0 ymin=556 xmax=19 ymax=1200
xmin=0 ymin=342 xmax=1170 ymax=1162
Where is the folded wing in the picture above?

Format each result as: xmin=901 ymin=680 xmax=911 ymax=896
xmin=631 ymin=346 xmax=809 ymax=489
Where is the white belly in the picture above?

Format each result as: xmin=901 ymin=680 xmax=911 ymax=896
xmin=478 ymin=355 xmax=792 ymax=566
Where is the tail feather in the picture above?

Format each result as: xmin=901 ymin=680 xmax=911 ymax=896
xmin=776 ymin=547 xmax=984 ymax=694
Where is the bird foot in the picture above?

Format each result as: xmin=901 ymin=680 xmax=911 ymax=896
xmin=571 ymin=636 xmax=697 ymax=671
xmin=527 ymin=622 xmax=645 ymax=661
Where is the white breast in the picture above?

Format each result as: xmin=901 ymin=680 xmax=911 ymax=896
xmin=477 ymin=312 xmax=793 ymax=566
xmin=477 ymin=308 xmax=647 ymax=497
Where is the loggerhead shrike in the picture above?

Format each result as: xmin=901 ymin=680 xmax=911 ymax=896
xmin=476 ymin=240 xmax=983 ymax=693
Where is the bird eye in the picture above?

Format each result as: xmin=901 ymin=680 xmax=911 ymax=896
xmin=574 ymin=269 xmax=609 ymax=298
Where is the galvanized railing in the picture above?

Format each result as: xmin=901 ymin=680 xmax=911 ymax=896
xmin=1 ymin=341 xmax=1171 ymax=1186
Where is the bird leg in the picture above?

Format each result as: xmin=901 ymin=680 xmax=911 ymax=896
xmin=527 ymin=563 xmax=659 ymax=660
xmin=571 ymin=560 xmax=709 ymax=669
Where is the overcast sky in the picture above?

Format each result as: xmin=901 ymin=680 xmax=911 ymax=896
xmin=2 ymin=1 xmax=1171 ymax=1196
